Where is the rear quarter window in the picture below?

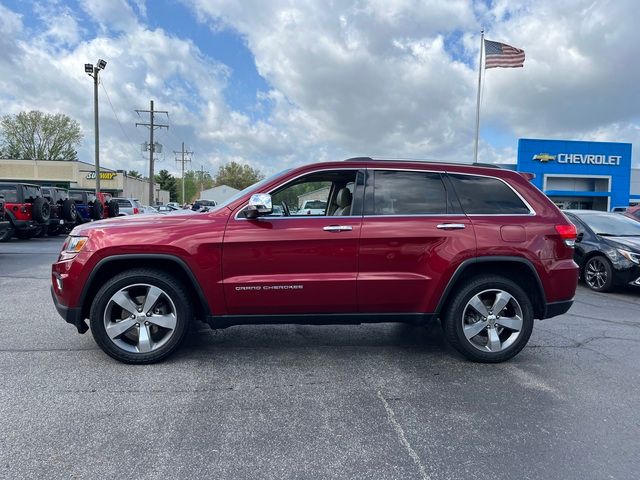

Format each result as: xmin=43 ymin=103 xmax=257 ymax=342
xmin=448 ymin=174 xmax=530 ymax=215
xmin=116 ymin=199 xmax=132 ymax=207
xmin=0 ymin=186 xmax=18 ymax=203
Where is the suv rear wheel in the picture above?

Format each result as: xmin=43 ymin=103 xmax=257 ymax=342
xmin=32 ymin=196 xmax=50 ymax=223
xmin=90 ymin=269 xmax=192 ymax=364
xmin=442 ymin=275 xmax=534 ymax=363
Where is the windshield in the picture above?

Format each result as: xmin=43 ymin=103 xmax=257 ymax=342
xmin=578 ymin=213 xmax=640 ymax=236
xmin=215 ymin=169 xmax=292 ymax=209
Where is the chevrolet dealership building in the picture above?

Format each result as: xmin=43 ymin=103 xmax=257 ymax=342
xmin=508 ymin=139 xmax=638 ymax=211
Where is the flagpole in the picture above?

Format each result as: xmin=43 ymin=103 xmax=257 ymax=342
xmin=473 ymin=29 xmax=484 ymax=164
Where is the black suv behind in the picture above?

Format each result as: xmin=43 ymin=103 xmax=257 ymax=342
xmin=42 ymin=187 xmax=78 ymax=236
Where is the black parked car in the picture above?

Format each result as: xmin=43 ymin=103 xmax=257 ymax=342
xmin=565 ymin=210 xmax=640 ymax=292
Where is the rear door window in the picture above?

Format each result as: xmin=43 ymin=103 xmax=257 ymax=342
xmin=448 ymin=174 xmax=530 ymax=215
xmin=370 ymin=170 xmax=448 ymax=215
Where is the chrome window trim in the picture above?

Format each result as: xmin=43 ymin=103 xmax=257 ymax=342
xmin=234 ymin=215 xmax=362 ymax=221
xmin=233 ymin=167 xmax=362 ymax=221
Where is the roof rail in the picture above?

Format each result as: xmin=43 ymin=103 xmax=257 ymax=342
xmin=344 ymin=157 xmax=502 ymax=168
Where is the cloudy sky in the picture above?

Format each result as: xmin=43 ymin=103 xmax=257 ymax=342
xmin=1 ymin=0 xmax=638 ymax=177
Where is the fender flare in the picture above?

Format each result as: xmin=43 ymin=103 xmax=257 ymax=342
xmin=80 ymin=253 xmax=212 ymax=317
xmin=434 ymin=256 xmax=546 ymax=317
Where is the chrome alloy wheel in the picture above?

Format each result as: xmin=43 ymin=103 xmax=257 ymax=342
xmin=462 ymin=289 xmax=524 ymax=353
xmin=103 ymin=283 xmax=178 ymax=354
xmin=585 ymin=258 xmax=608 ymax=290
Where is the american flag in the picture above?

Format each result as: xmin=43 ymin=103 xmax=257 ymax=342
xmin=484 ymin=39 xmax=525 ymax=69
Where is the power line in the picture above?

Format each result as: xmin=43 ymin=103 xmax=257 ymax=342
xmin=100 ymin=79 xmax=133 ymax=144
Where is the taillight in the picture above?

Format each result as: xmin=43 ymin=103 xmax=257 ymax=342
xmin=555 ymin=224 xmax=577 ymax=247
xmin=133 ymin=207 xmax=139 ymax=214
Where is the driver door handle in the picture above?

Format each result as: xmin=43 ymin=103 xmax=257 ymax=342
xmin=323 ymin=225 xmax=353 ymax=232
xmin=436 ymin=223 xmax=466 ymax=230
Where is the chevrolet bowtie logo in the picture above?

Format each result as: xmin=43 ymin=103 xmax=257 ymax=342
xmin=532 ymin=153 xmax=556 ymax=163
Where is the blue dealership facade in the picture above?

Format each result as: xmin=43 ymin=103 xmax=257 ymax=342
xmin=510 ymin=139 xmax=636 ymax=211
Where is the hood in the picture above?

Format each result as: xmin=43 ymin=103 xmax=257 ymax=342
xmin=70 ymin=212 xmax=198 ymax=236
xmin=603 ymin=236 xmax=640 ymax=252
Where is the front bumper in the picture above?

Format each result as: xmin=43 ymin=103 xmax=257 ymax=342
xmin=50 ymin=286 xmax=88 ymax=333
xmin=611 ymin=264 xmax=640 ymax=287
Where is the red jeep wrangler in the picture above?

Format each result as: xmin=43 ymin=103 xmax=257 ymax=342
xmin=51 ymin=158 xmax=579 ymax=364
xmin=0 ymin=182 xmax=50 ymax=241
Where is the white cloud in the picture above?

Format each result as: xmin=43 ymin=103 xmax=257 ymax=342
xmin=2 ymin=0 xmax=640 ymax=179
xmin=187 ymin=0 xmax=640 ymax=166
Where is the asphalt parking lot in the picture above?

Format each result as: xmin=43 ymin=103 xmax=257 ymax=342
xmin=1 ymin=236 xmax=639 ymax=480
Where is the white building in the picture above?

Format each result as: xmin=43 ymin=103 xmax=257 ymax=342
xmin=198 ymin=185 xmax=240 ymax=204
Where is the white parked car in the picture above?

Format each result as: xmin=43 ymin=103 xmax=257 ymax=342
xmin=113 ymin=198 xmax=142 ymax=215
xmin=299 ymin=200 xmax=327 ymax=215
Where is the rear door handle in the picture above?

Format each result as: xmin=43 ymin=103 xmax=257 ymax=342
xmin=323 ymin=225 xmax=353 ymax=232
xmin=436 ymin=223 xmax=466 ymax=230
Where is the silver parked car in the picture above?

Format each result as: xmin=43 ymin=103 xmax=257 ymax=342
xmin=114 ymin=198 xmax=142 ymax=215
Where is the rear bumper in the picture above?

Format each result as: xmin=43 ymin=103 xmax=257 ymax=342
xmin=543 ymin=299 xmax=573 ymax=319
xmin=48 ymin=218 xmax=75 ymax=229
xmin=12 ymin=219 xmax=42 ymax=231
xmin=50 ymin=286 xmax=88 ymax=333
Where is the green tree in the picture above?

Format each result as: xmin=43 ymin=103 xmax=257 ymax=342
xmin=0 ymin=110 xmax=83 ymax=160
xmin=213 ymin=161 xmax=264 ymax=190
xmin=179 ymin=170 xmax=214 ymax=203
xmin=127 ymin=170 xmax=142 ymax=178
xmin=155 ymin=169 xmax=178 ymax=202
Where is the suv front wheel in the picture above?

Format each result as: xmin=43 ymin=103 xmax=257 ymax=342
xmin=90 ymin=269 xmax=192 ymax=364
xmin=442 ymin=275 xmax=534 ymax=363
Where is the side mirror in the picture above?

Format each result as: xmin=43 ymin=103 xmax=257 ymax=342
xmin=576 ymin=232 xmax=584 ymax=243
xmin=246 ymin=193 xmax=272 ymax=219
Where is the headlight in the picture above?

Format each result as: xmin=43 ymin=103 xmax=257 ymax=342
xmin=65 ymin=236 xmax=89 ymax=254
xmin=617 ymin=249 xmax=640 ymax=264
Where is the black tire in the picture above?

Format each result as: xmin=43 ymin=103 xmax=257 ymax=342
xmin=442 ymin=275 xmax=534 ymax=363
xmin=91 ymin=201 xmax=104 ymax=220
xmin=34 ymin=225 xmax=48 ymax=238
xmin=107 ymin=199 xmax=119 ymax=217
xmin=62 ymin=199 xmax=77 ymax=222
xmin=0 ymin=225 xmax=14 ymax=242
xmin=583 ymin=255 xmax=614 ymax=292
xmin=90 ymin=268 xmax=193 ymax=364
xmin=32 ymin=197 xmax=51 ymax=223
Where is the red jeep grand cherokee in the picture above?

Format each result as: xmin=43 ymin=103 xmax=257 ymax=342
xmin=51 ymin=158 xmax=578 ymax=364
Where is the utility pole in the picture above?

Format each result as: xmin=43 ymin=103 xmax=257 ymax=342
xmin=197 ymin=164 xmax=208 ymax=199
xmin=135 ymin=100 xmax=168 ymax=204
xmin=84 ymin=59 xmax=107 ymax=195
xmin=173 ymin=142 xmax=193 ymax=204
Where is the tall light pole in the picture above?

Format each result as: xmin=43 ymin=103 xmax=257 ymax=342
xmin=85 ymin=59 xmax=107 ymax=195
